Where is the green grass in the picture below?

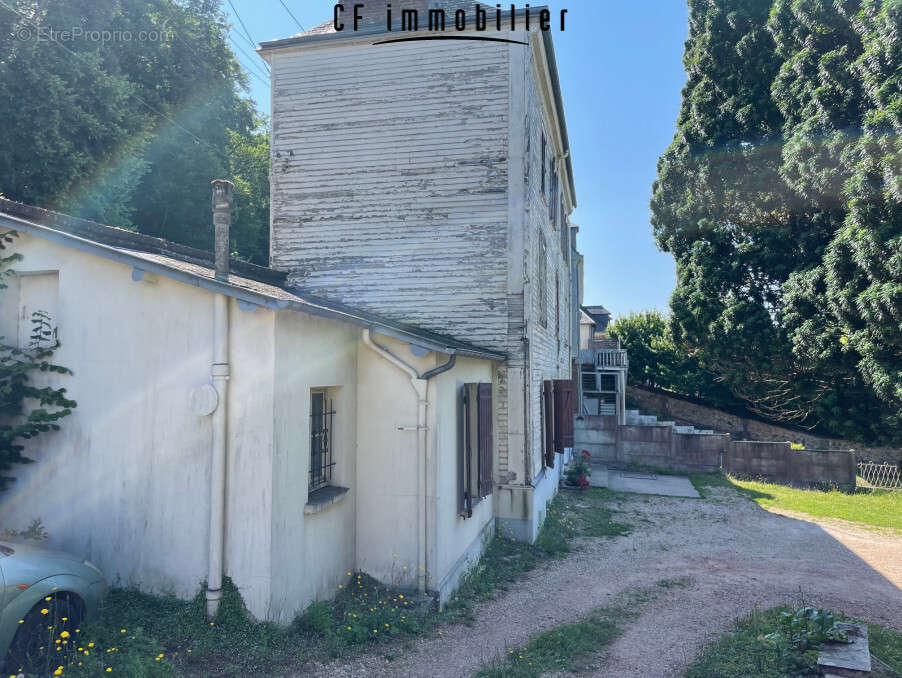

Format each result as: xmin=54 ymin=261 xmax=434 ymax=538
xmin=688 ymin=472 xmax=735 ymax=499
xmin=730 ymin=477 xmax=902 ymax=532
xmin=686 ymin=605 xmax=902 ymax=677
xmin=37 ymin=487 xmax=630 ymax=677
xmin=689 ymin=471 xmax=902 ymax=532
xmin=473 ymin=590 xmax=653 ymax=678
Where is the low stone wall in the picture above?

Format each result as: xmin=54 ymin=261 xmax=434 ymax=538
xmin=627 ymin=386 xmax=900 ymax=463
xmin=725 ymin=441 xmax=856 ymax=488
xmin=574 ymin=415 xmax=725 ymax=473
xmin=575 ymin=416 xmax=857 ymax=488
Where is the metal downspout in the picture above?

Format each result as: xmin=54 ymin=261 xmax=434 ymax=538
xmin=207 ymin=180 xmax=233 ymax=618
xmin=361 ymin=329 xmax=455 ymax=594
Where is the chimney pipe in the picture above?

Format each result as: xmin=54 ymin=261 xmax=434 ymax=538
xmin=211 ymin=180 xmax=234 ymax=281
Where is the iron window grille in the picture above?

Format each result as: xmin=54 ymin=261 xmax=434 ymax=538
xmin=310 ymin=391 xmax=336 ymax=492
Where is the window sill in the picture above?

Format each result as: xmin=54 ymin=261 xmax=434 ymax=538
xmin=305 ymin=485 xmax=349 ymax=515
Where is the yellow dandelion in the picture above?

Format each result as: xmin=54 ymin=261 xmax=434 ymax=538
xmin=44 ymin=596 xmax=52 ymax=601
xmin=120 ymin=629 xmax=126 ymax=633
xmin=346 ymin=626 xmax=351 ymax=630
xmin=60 ymin=631 xmax=70 ymax=639
xmin=88 ymin=642 xmax=94 ymax=647
xmin=106 ymin=669 xmax=112 ymax=673
xmin=40 ymin=608 xmax=49 ymax=615
xmin=398 ymin=594 xmax=404 ymax=599
xmin=209 ymin=622 xmax=215 ymax=626
xmin=53 ymin=668 xmax=63 ymax=676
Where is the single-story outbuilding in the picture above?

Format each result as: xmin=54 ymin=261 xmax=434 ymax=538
xmin=0 ymin=192 xmax=504 ymax=623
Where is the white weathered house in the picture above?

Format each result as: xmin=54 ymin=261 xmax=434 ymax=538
xmin=0 ymin=0 xmax=581 ymax=623
xmin=260 ymin=0 xmax=578 ymax=542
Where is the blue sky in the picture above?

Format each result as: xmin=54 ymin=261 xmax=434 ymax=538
xmin=223 ymin=1 xmax=689 ymax=319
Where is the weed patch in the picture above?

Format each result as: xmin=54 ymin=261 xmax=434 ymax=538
xmin=474 ymin=589 xmax=652 ymax=678
xmin=41 ymin=488 xmax=619 ymax=676
xmin=686 ymin=605 xmax=902 ymax=677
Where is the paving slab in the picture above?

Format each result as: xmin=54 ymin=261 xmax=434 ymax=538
xmin=818 ymin=622 xmax=871 ymax=677
xmin=588 ymin=467 xmax=700 ymax=498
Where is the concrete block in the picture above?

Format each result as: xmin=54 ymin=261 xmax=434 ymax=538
xmin=818 ymin=623 xmax=871 ymax=677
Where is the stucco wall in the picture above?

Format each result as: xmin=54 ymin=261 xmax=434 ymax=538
xmin=355 ymin=335 xmax=496 ymax=598
xmin=268 ymin=312 xmax=360 ymax=623
xmin=628 ymin=386 xmax=901 ymax=463
xmin=0 ymin=233 xmax=278 ymax=618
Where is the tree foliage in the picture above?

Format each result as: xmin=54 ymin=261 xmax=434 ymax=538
xmin=0 ymin=0 xmax=269 ymax=263
xmin=652 ymin=0 xmax=902 ymax=444
xmin=609 ymin=310 xmax=735 ymax=408
xmin=0 ymin=232 xmax=75 ymax=491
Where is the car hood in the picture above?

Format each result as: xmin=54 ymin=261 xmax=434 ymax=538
xmin=0 ymin=541 xmax=86 ymax=565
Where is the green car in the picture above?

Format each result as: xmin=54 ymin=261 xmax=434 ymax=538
xmin=0 ymin=541 xmax=107 ymax=674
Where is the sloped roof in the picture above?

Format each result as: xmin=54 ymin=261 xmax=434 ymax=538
xmin=583 ymin=305 xmax=611 ymax=316
xmin=0 ymin=198 xmax=505 ymax=362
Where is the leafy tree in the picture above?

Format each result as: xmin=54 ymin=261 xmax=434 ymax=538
xmin=0 ymin=0 xmax=269 ymax=263
xmin=822 ymin=0 xmax=902 ymax=413
xmin=0 ymin=232 xmax=76 ymax=491
xmin=609 ymin=310 xmax=735 ymax=408
xmin=651 ymin=0 xmax=902 ymax=444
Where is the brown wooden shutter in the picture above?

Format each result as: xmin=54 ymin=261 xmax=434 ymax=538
xmin=553 ymin=379 xmax=575 ymax=451
xmin=477 ymin=383 xmax=493 ymax=497
xmin=543 ymin=380 xmax=555 ymax=468
xmin=458 ymin=384 xmax=472 ymax=517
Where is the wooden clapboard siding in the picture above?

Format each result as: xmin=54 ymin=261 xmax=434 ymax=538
xmin=269 ymin=38 xmax=510 ymax=351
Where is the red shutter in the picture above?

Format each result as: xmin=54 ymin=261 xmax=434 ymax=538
xmin=543 ymin=380 xmax=555 ymax=468
xmin=553 ymin=379 xmax=575 ymax=451
xmin=477 ymin=383 xmax=493 ymax=497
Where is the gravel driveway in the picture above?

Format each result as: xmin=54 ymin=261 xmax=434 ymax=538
xmin=303 ymin=485 xmax=902 ymax=677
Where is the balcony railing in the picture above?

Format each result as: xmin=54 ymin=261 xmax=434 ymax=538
xmin=596 ymin=349 xmax=628 ymax=368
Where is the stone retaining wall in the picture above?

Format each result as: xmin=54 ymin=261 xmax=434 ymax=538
xmin=627 ymin=386 xmax=900 ymax=463
xmin=575 ymin=416 xmax=857 ymax=488
xmin=725 ymin=441 xmax=857 ymax=488
xmin=575 ymin=415 xmax=725 ymax=473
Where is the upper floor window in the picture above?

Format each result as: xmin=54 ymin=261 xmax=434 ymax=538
xmin=560 ymin=197 xmax=569 ymax=265
xmin=538 ymin=233 xmax=548 ymax=328
xmin=549 ymin=166 xmax=558 ymax=226
xmin=540 ymin=132 xmax=546 ymax=197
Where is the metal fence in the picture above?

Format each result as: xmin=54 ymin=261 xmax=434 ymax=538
xmin=857 ymin=461 xmax=902 ymax=490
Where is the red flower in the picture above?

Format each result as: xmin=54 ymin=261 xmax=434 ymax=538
xmin=581 ymin=449 xmax=591 ymax=458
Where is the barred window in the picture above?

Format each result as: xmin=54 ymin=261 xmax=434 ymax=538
xmin=309 ymin=390 xmax=336 ymax=493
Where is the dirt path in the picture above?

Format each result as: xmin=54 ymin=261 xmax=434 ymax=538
xmin=303 ymin=487 xmax=902 ymax=677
